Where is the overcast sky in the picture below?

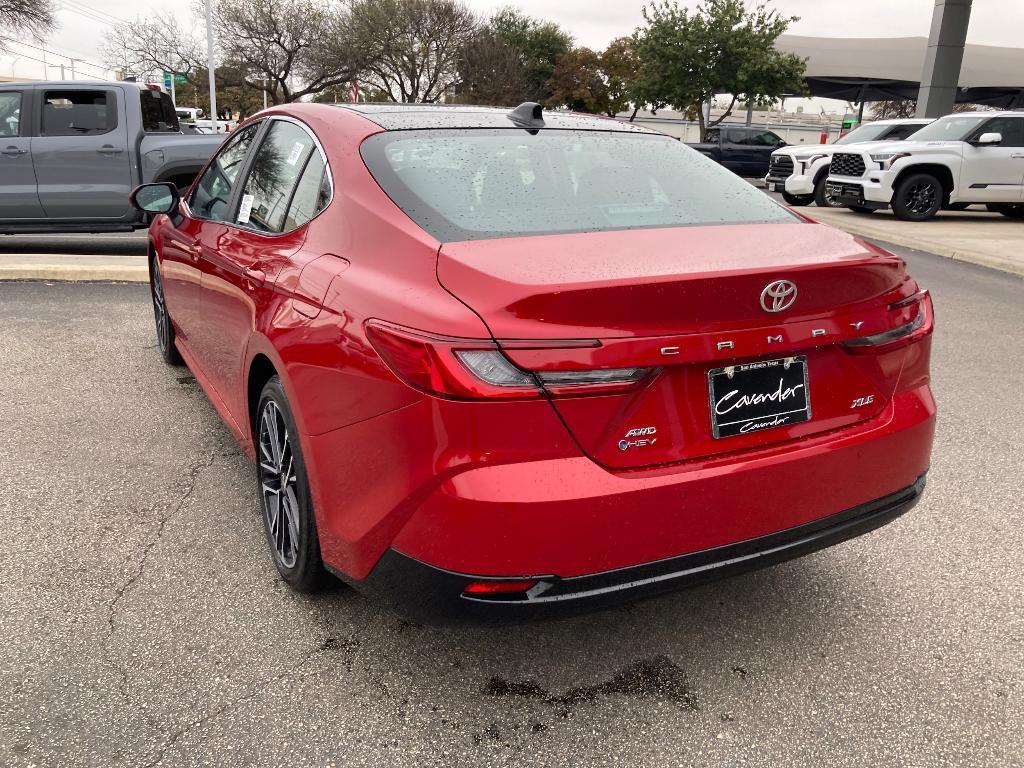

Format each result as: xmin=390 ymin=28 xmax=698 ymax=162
xmin=5 ymin=0 xmax=1024 ymax=82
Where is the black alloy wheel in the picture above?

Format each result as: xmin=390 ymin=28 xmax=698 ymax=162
xmin=893 ymin=173 xmax=943 ymax=221
xmin=256 ymin=377 xmax=325 ymax=591
xmin=151 ymin=257 xmax=182 ymax=365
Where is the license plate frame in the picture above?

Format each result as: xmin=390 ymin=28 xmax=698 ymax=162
xmin=707 ymin=356 xmax=812 ymax=439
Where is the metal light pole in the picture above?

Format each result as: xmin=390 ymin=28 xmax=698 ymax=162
xmin=204 ymin=0 xmax=219 ymax=133
xmin=69 ymin=58 xmax=81 ymax=81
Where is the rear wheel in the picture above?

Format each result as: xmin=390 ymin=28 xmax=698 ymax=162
xmin=986 ymin=203 xmax=1024 ymax=219
xmin=782 ymin=191 xmax=813 ymax=206
xmin=256 ymin=377 xmax=325 ymax=592
xmin=150 ymin=256 xmax=182 ymax=365
xmin=813 ymin=175 xmax=842 ymax=207
xmin=892 ymin=172 xmax=943 ymax=221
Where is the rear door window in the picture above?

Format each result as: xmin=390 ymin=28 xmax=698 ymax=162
xmin=235 ymin=120 xmax=319 ymax=233
xmin=0 ymin=91 xmax=21 ymax=137
xmin=41 ymin=90 xmax=116 ymax=136
xmin=283 ymin=153 xmax=331 ymax=231
xmin=141 ymin=90 xmax=180 ymax=133
xmin=188 ymin=122 xmax=261 ymax=222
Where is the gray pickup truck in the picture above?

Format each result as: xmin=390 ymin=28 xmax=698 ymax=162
xmin=0 ymin=81 xmax=222 ymax=234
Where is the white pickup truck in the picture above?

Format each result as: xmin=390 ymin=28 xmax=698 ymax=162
xmin=765 ymin=118 xmax=930 ymax=207
xmin=826 ymin=111 xmax=1024 ymax=221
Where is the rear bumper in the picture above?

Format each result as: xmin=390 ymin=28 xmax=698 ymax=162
xmin=355 ymin=473 xmax=927 ymax=623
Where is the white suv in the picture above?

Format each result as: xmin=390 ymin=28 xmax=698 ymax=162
xmin=765 ymin=119 xmax=930 ymax=207
xmin=826 ymin=111 xmax=1024 ymax=221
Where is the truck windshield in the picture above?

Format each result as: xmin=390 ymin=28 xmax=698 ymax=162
xmin=836 ymin=123 xmax=897 ymax=144
xmin=906 ymin=115 xmax=988 ymax=142
xmin=361 ymin=129 xmax=795 ymax=242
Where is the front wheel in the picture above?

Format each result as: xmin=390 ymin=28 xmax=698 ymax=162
xmin=782 ymin=191 xmax=814 ymax=206
xmin=813 ymin=175 xmax=843 ymax=207
xmin=892 ymin=172 xmax=943 ymax=221
xmin=150 ymin=256 xmax=182 ymax=365
xmin=256 ymin=377 xmax=326 ymax=592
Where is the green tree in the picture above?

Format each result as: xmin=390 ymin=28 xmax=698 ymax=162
xmin=488 ymin=7 xmax=572 ymax=104
xmin=633 ymin=0 xmax=806 ymax=139
xmin=600 ymin=37 xmax=641 ymax=117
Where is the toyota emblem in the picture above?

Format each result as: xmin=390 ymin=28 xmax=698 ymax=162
xmin=760 ymin=280 xmax=797 ymax=313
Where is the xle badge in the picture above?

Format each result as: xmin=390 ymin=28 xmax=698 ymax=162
xmin=619 ymin=426 xmax=657 ymax=451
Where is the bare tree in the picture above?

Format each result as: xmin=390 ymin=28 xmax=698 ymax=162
xmin=0 ymin=0 xmax=56 ymax=52
xmin=351 ymin=0 xmax=478 ymax=103
xmin=213 ymin=0 xmax=373 ymax=104
xmin=455 ymin=29 xmax=525 ymax=105
xmin=102 ymin=11 xmax=205 ymax=83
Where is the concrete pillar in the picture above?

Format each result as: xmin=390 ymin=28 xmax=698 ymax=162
xmin=916 ymin=0 xmax=973 ymax=118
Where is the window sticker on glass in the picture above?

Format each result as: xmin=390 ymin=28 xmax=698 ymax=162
xmin=238 ymin=193 xmax=255 ymax=224
xmin=286 ymin=141 xmax=305 ymax=166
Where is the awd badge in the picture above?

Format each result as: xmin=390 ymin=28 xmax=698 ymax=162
xmin=619 ymin=426 xmax=657 ymax=451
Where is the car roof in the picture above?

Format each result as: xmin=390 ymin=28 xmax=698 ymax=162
xmin=871 ymin=118 xmax=933 ymax=124
xmin=0 ymin=80 xmax=150 ymax=89
xmin=333 ymin=103 xmax=659 ymax=134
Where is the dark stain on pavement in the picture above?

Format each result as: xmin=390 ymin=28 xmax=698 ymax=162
xmin=485 ymin=655 xmax=696 ymax=716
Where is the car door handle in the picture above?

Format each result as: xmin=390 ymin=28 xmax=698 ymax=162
xmin=244 ymin=266 xmax=266 ymax=288
xmin=182 ymin=244 xmax=201 ymax=262
xmin=1 ymin=146 xmax=27 ymax=156
xmin=1012 ymin=153 xmax=1024 ymax=159
xmin=96 ymin=145 xmax=124 ymax=155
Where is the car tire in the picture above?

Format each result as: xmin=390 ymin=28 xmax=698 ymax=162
xmin=892 ymin=173 xmax=943 ymax=221
xmin=782 ymin=191 xmax=814 ymax=206
xmin=255 ymin=376 xmax=326 ymax=592
xmin=150 ymin=256 xmax=183 ymax=366
xmin=813 ymin=175 xmax=842 ymax=207
xmin=848 ymin=206 xmax=876 ymax=215
xmin=986 ymin=203 xmax=1024 ymax=219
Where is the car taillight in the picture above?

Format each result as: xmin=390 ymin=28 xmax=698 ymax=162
xmin=365 ymin=321 xmax=653 ymax=400
xmin=843 ymin=289 xmax=932 ymax=352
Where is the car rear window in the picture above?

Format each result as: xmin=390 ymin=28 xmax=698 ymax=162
xmin=141 ymin=90 xmax=180 ymax=133
xmin=361 ymin=129 xmax=795 ymax=242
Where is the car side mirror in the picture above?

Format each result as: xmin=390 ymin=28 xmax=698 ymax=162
xmin=976 ymin=132 xmax=1002 ymax=146
xmin=130 ymin=182 xmax=179 ymax=214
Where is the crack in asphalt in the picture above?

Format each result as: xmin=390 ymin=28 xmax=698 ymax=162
xmin=141 ymin=612 xmax=382 ymax=767
xmin=98 ymin=451 xmax=218 ymax=740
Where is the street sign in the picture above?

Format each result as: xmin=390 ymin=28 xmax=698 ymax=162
xmin=163 ymin=72 xmax=188 ymax=88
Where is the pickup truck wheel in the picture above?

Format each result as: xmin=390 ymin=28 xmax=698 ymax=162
xmin=893 ymin=173 xmax=942 ymax=221
xmin=782 ymin=191 xmax=813 ymax=206
xmin=813 ymin=175 xmax=843 ymax=207
xmin=151 ymin=256 xmax=182 ymax=366
xmin=986 ymin=203 xmax=1024 ymax=219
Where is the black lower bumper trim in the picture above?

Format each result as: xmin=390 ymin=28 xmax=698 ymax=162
xmin=353 ymin=474 xmax=927 ymax=624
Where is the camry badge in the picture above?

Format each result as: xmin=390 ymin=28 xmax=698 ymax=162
xmin=760 ymin=280 xmax=797 ymax=313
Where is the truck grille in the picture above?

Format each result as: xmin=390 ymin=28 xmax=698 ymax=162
xmin=769 ymin=155 xmax=794 ymax=178
xmin=830 ymin=153 xmax=866 ymax=177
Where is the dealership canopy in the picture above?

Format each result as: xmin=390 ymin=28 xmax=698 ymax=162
xmin=776 ymin=35 xmax=1024 ymax=108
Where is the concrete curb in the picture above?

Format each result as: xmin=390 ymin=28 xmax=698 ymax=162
xmin=806 ymin=210 xmax=1024 ymax=279
xmin=0 ymin=256 xmax=148 ymax=283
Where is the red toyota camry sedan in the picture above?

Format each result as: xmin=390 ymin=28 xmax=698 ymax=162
xmin=130 ymin=102 xmax=935 ymax=621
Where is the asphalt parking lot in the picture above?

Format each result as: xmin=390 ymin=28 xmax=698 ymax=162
xmin=1 ymin=244 xmax=1021 ymax=767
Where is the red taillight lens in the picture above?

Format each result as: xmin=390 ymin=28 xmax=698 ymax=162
xmin=843 ymin=289 xmax=933 ymax=353
xmin=366 ymin=321 xmax=654 ymax=400
xmin=365 ymin=321 xmax=541 ymax=399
